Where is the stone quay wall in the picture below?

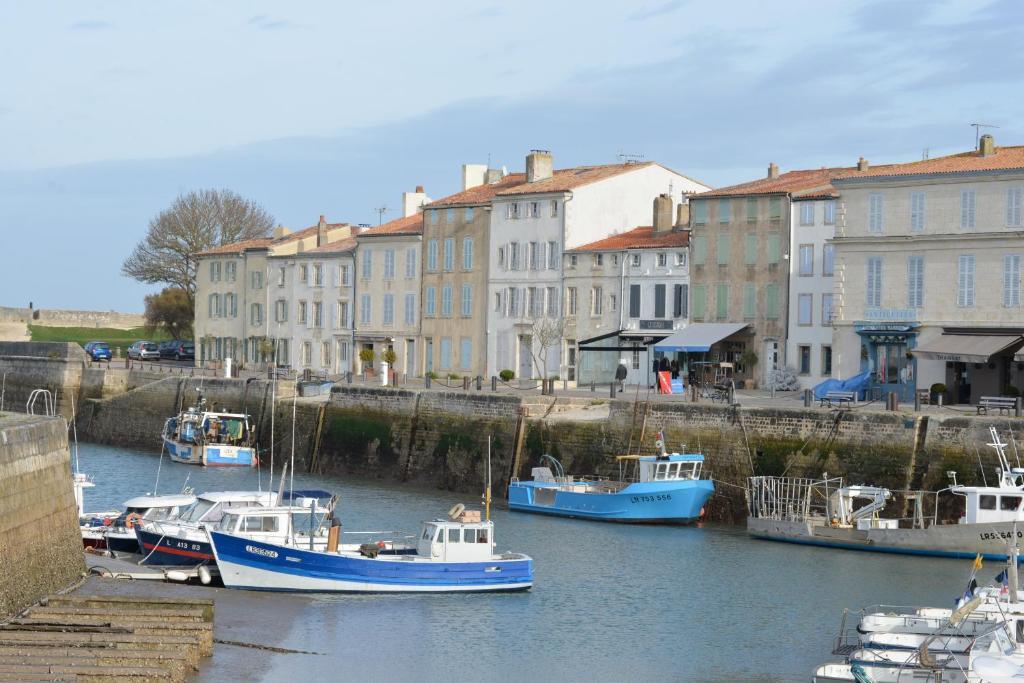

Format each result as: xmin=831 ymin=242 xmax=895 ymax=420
xmin=0 ymin=413 xmax=85 ymax=618
xmin=0 ymin=306 xmax=144 ymax=329
xmin=0 ymin=342 xmax=88 ymax=419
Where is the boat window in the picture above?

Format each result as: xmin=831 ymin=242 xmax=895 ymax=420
xmin=980 ymin=495 xmax=997 ymax=510
xmin=477 ymin=528 xmax=489 ymax=544
xmin=655 ymin=463 xmax=668 ymax=480
xmin=434 ymin=527 xmax=444 ymax=543
xmin=147 ymin=508 xmax=174 ymax=521
xmin=448 ymin=528 xmax=461 ymax=543
xmin=1000 ymin=495 xmax=1022 ymax=511
xmin=463 ymin=529 xmax=476 ymax=543
xmin=422 ymin=525 xmax=434 ymax=540
xmin=242 ymin=516 xmax=279 ymax=533
xmin=667 ymin=463 xmax=679 ymax=479
xmin=181 ymin=500 xmax=215 ymax=523
xmin=217 ymin=514 xmax=238 ymax=531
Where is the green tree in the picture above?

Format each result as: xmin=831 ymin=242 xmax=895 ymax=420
xmin=143 ymin=287 xmax=193 ymax=339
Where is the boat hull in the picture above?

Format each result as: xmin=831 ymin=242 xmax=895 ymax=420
xmin=135 ymin=528 xmax=214 ymax=566
xmin=209 ymin=531 xmax=533 ymax=593
xmin=105 ymin=529 xmax=140 ymax=555
xmin=508 ymin=480 xmax=714 ymax=524
xmin=747 ymin=517 xmax=1024 ymax=561
xmin=164 ymin=437 xmax=256 ymax=468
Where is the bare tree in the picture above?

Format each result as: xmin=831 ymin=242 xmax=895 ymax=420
xmin=529 ymin=316 xmax=568 ymax=379
xmin=122 ymin=189 xmax=275 ymax=307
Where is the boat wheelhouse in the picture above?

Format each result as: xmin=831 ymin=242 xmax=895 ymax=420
xmin=103 ymin=493 xmax=197 ymax=555
xmin=76 ymin=472 xmax=120 ymax=549
xmin=162 ymin=393 xmax=257 ymax=467
xmin=508 ymin=436 xmax=714 ymax=524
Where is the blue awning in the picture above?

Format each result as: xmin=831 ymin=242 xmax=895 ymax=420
xmin=652 ymin=323 xmax=750 ymax=352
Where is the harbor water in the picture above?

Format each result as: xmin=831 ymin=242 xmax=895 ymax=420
xmin=79 ymin=442 xmax=978 ymax=682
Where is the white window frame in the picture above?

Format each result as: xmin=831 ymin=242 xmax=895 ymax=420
xmin=1007 ymin=187 xmax=1023 ymax=228
xmin=961 ymin=189 xmax=976 ymax=230
xmin=957 ymin=254 xmax=975 ymax=307
xmin=799 ymin=202 xmax=814 ymax=226
xmin=866 ymin=257 xmax=882 ymax=308
xmin=907 ymin=255 xmax=924 ymax=309
xmin=910 ymin=191 xmax=925 ymax=232
xmin=798 ymin=244 xmax=813 ymax=276
xmin=1004 ymin=254 xmax=1021 ymax=308
xmin=868 ymin=193 xmax=883 ymax=233
xmin=797 ymin=293 xmax=812 ymax=326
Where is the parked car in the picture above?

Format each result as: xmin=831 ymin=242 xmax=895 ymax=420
xmin=158 ymin=340 xmax=180 ymax=359
xmin=127 ymin=341 xmax=160 ymax=361
xmin=83 ymin=341 xmax=111 ymax=362
xmin=172 ymin=341 xmax=195 ymax=361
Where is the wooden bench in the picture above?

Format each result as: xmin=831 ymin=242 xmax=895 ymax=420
xmin=977 ymin=396 xmax=1017 ymax=415
xmin=916 ymin=389 xmax=931 ymax=405
xmin=820 ymin=391 xmax=856 ymax=408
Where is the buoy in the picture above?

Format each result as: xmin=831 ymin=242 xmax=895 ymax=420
xmin=448 ymin=503 xmax=465 ymax=520
xmin=197 ymin=565 xmax=212 ymax=585
xmin=377 ymin=540 xmax=386 ymax=549
xmin=125 ymin=512 xmax=143 ymax=529
xmin=165 ymin=570 xmax=189 ymax=583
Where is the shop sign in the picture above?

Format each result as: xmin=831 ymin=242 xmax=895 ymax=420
xmin=864 ymin=308 xmax=917 ymax=323
xmin=639 ymin=320 xmax=673 ymax=330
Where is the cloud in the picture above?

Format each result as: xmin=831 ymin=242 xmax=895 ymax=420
xmin=628 ymin=1 xmax=686 ymax=21
xmin=248 ymin=14 xmax=294 ymax=31
xmin=70 ymin=20 xmax=113 ymax=31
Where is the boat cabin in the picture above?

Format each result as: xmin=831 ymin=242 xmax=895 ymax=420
xmin=416 ymin=518 xmax=494 ymax=562
xmin=959 ymin=486 xmax=1024 ymax=525
xmin=176 ymin=491 xmax=276 ymax=527
xmin=121 ymin=494 xmax=196 ymax=523
xmin=637 ymin=454 xmax=704 ymax=483
xmin=166 ymin=410 xmax=252 ymax=447
xmin=215 ymin=505 xmax=332 ymax=545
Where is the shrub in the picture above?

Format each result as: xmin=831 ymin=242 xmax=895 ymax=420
xmin=425 ymin=371 xmax=439 ymax=380
xmin=930 ymin=383 xmax=947 ymax=395
xmin=548 ymin=374 xmax=560 ymax=381
xmin=447 ymin=373 xmax=461 ymax=380
xmin=1004 ymin=385 xmax=1021 ymax=398
xmin=382 ymin=348 xmax=397 ymax=365
xmin=499 ymin=369 xmax=515 ymax=382
xmin=358 ymin=348 xmax=375 ymax=365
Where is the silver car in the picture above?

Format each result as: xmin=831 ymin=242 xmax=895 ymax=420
xmin=128 ymin=340 xmax=160 ymax=361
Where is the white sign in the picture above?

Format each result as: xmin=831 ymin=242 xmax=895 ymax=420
xmin=864 ymin=308 xmax=917 ymax=322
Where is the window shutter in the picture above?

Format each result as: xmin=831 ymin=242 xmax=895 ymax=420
xmin=673 ymin=284 xmax=682 ymax=317
xmin=629 ymin=285 xmax=641 ymax=318
xmin=654 ymin=284 xmax=666 ymax=318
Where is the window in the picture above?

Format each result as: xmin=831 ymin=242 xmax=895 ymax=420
xmin=321 ymin=341 xmax=331 ymax=367
xmin=445 ymin=208 xmax=455 ymax=223
xmin=208 ymin=293 xmax=218 ymax=318
xmin=425 ymin=287 xmax=436 ymax=317
xmin=673 ymin=284 xmax=687 ymax=318
xmin=692 ymin=235 xmax=706 ymax=266
xmin=459 ymin=337 xmax=472 ymax=371
xmin=528 ymin=201 xmax=539 ymax=218
xmin=506 ymin=202 xmax=520 ymax=220
xmin=530 ymin=242 xmax=540 ymax=270
xmin=1004 ymin=254 xmax=1021 ymax=307
xmin=823 ymin=244 xmax=835 ymax=276
xmin=441 ymin=284 xmax=453 ymax=317
xmin=550 ymin=200 xmax=558 ymax=217
xmin=798 ymin=293 xmax=812 ymax=326
xmin=907 ymin=256 xmax=924 ymax=308
xmin=276 ymin=266 xmax=286 ymax=286
xmin=716 ymin=234 xmax=730 ymax=265
xmin=299 ymin=264 xmax=308 ymax=283
xmin=743 ymin=284 xmax=755 ymax=319
xmin=910 ymin=191 xmax=925 ymax=232
xmin=251 ymin=270 xmax=263 ymax=289
xmin=339 ymin=301 xmax=350 ymax=328
xmin=278 ymin=339 xmax=290 ymax=365
xmin=275 ymin=299 xmax=287 ymax=323
xmin=866 ymin=257 xmax=883 ymax=308
xmin=298 ymin=342 xmax=310 ymax=366
xmin=382 ymin=294 xmax=394 ymax=325
xmin=461 ymin=284 xmax=472 ymax=317
xmin=632 ymin=349 xmax=640 ymax=370
xmin=654 ymin=284 xmax=666 ymax=318
xmin=768 ymin=197 xmax=781 ymax=220
xmin=980 ymin=495 xmax=996 ymax=510
xmin=798 ymin=345 xmax=811 ymax=375
xmin=567 ymin=287 xmax=577 ymax=316
xmin=341 ymin=264 xmax=351 ymax=286
xmin=765 ymin=284 xmax=779 ymax=319
xmin=821 ymin=346 xmax=832 ymax=376
xmin=404 ymin=293 xmax=416 ymax=325
xmin=960 ymin=189 xmax=976 ymax=229
xmin=508 ymin=288 xmax=520 ymax=317
xmin=462 ymin=237 xmax=474 ymax=270
xmin=427 ymin=240 xmax=438 ymax=271
xmin=590 ymin=287 xmax=603 ymax=316
xmin=800 ymin=202 xmax=814 ymax=226
xmin=429 ymin=210 xmax=439 ymax=224
xmin=824 ymin=200 xmax=836 ymax=225
xmin=822 ymin=294 xmax=834 ymax=326
xmin=692 ymin=201 xmax=707 ymax=224
xmin=719 ymin=199 xmax=731 ymax=224
xmin=631 ymin=253 xmax=641 ymax=267
xmin=210 ymin=261 xmax=221 ymax=282
xmin=568 ymin=253 xmax=576 ymax=267
xmin=464 ymin=207 xmax=475 ymax=221
xmin=957 ymin=254 xmax=975 ymax=307
xmin=439 ymin=338 xmax=452 ymax=370
xmin=229 ymin=293 xmax=237 ymax=317
xmin=443 ymin=238 xmax=454 ymax=272
xmin=594 ymin=253 xmax=603 ymax=267
xmin=715 ymin=284 xmax=728 ymax=319
xmin=312 ymin=301 xmax=323 ymax=328
xmin=337 ymin=340 xmax=347 ymax=365
xmin=609 ymin=294 xmax=617 ymax=311
xmin=547 ymin=287 xmax=558 ymax=317
xmin=298 ymin=300 xmax=307 ymax=324
xmin=313 ymin=264 xmax=323 ymax=286
xmin=360 ymin=294 xmax=371 ymax=324
xmin=250 ymin=303 xmax=263 ymax=325
xmin=383 ymin=250 xmax=395 ymax=280
xmin=629 ymin=284 xmax=640 ymax=318
xmin=675 ymin=252 xmax=686 ymax=267
xmin=225 ymin=262 xmax=236 ymax=282
xmin=868 ymin=193 xmax=883 ymax=233
xmin=361 ymin=249 xmax=372 ymax=279
xmin=692 ymin=284 xmax=706 ymax=319
xmin=547 ymin=241 xmax=558 ymax=269
xmin=1001 ymin=495 xmax=1022 ymax=511
xmin=746 ymin=198 xmax=758 ymax=222
xmin=766 ymin=234 xmax=781 ymax=264
xmin=1008 ymin=187 xmax=1023 ymax=228
xmin=744 ymin=234 xmax=757 ymax=265
xmin=509 ymin=242 xmax=520 ymax=270
xmin=798 ymin=245 xmax=813 ymax=276
xmin=405 ymin=248 xmax=416 ymax=278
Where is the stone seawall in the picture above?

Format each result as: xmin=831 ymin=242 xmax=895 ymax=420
xmin=0 ymin=342 xmax=88 ymax=418
xmin=0 ymin=413 xmax=85 ymax=617
xmin=0 ymin=306 xmax=144 ymax=329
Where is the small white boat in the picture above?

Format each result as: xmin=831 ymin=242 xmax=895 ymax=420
xmin=75 ymin=472 xmax=119 ymax=549
xmin=162 ymin=392 xmax=257 ymax=468
xmin=102 ymin=493 xmax=197 ymax=555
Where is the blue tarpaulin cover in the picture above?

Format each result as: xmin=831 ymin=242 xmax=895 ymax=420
xmin=812 ymin=371 xmax=872 ymax=400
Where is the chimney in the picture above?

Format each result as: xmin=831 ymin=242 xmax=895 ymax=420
xmin=767 ymin=162 xmax=779 ymax=179
xmin=526 ymin=150 xmax=553 ymax=183
xmin=979 ymin=133 xmax=996 ymax=157
xmin=316 ymin=215 xmax=328 ymax=247
xmin=485 ymin=168 xmax=505 ymax=184
xmin=675 ymin=201 xmax=689 ymax=228
xmin=857 ymin=157 xmax=869 ymax=171
xmin=402 ymin=186 xmax=430 ymax=218
xmin=653 ymin=194 xmax=673 ymax=234
xmin=272 ymin=225 xmax=291 ymax=239
xmin=461 ymin=164 xmax=487 ymax=191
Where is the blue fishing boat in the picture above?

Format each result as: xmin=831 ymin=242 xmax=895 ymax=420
xmin=161 ymin=392 xmax=257 ymax=467
xmin=508 ymin=435 xmax=715 ymax=524
xmin=208 ymin=504 xmax=533 ymax=593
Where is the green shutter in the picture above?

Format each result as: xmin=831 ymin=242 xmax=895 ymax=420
xmin=719 ymin=199 xmax=731 ymax=224
xmin=743 ymin=283 xmax=755 ymax=318
xmin=746 ymin=198 xmax=758 ymax=221
xmin=716 ymin=284 xmax=729 ymax=319
xmin=769 ymin=196 xmax=782 ymax=219
xmin=693 ymin=235 xmax=706 ymax=265
xmin=692 ymin=285 xmax=706 ymax=319
xmin=745 ymin=234 xmax=757 ymax=265
xmin=716 ymin=234 xmax=730 ymax=265
xmin=767 ymin=234 xmax=781 ymax=264
xmin=766 ymin=284 xmax=779 ymax=319
xmin=693 ymin=201 xmax=708 ymax=224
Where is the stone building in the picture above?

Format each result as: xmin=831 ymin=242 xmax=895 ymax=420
xmin=564 ymin=195 xmax=691 ymax=386
xmin=832 ymin=136 xmax=1024 ymax=404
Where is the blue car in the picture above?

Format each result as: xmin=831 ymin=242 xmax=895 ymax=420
xmin=83 ymin=341 xmax=112 ymax=362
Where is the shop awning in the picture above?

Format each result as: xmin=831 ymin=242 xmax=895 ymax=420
xmin=652 ymin=323 xmax=749 ymax=353
xmin=913 ymin=330 xmax=1024 ymax=363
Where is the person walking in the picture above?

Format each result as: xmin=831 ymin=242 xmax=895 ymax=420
xmin=615 ymin=358 xmax=628 ymax=393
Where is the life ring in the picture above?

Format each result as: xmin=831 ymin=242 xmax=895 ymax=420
xmin=377 ymin=540 xmax=386 ymax=549
xmin=125 ymin=512 xmax=143 ymax=529
xmin=448 ymin=503 xmax=466 ymax=520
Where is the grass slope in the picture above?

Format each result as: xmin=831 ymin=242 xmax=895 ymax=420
xmin=29 ymin=325 xmax=173 ymax=350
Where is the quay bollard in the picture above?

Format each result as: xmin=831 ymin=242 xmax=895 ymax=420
xmin=886 ymin=391 xmax=899 ymax=411
xmin=462 ymin=376 xmax=470 ymax=391
xmin=476 ymin=375 xmax=482 ymax=391
xmin=914 ymin=391 xmax=921 ymax=412
xmin=590 ymin=380 xmax=595 ymax=392
xmin=691 ymin=384 xmax=697 ymax=402
xmin=803 ymin=389 xmax=811 ymax=407
xmin=609 ymin=382 xmax=616 ymax=399
xmin=425 ymin=374 xmax=431 ymax=389
xmin=346 ymin=371 xmax=352 ymax=384
xmin=1017 ymin=396 xmax=1022 ymax=418
xmin=491 ymin=376 xmax=498 ymax=392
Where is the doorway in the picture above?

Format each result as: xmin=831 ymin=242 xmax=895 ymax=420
xmin=518 ymin=335 xmax=533 ymax=380
xmin=405 ymin=339 xmax=415 ymax=377
xmin=763 ymin=339 xmax=779 ymax=385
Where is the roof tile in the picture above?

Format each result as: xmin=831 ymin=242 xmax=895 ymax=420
xmin=568 ymin=226 xmax=689 ymax=252
xmin=357 ymin=213 xmax=423 ymax=237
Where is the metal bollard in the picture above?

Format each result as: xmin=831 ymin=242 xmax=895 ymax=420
xmin=886 ymin=391 xmax=898 ymax=411
xmin=462 ymin=376 xmax=470 ymax=391
xmin=590 ymin=380 xmax=595 ymax=392
xmin=914 ymin=391 xmax=921 ymax=412
xmin=346 ymin=371 xmax=352 ymax=384
xmin=803 ymin=389 xmax=811 ymax=407
xmin=425 ymin=375 xmax=431 ymax=389
xmin=1017 ymin=396 xmax=1022 ymax=418
xmin=476 ymin=375 xmax=482 ymax=391
xmin=491 ymin=376 xmax=498 ymax=391
xmin=609 ymin=382 xmax=616 ymax=399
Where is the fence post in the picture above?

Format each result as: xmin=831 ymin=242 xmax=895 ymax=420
xmin=886 ymin=391 xmax=898 ymax=411
xmin=590 ymin=380 xmax=595 ymax=392
xmin=914 ymin=391 xmax=921 ymax=412
xmin=462 ymin=376 xmax=470 ymax=391
xmin=803 ymin=389 xmax=811 ymax=407
xmin=1017 ymin=396 xmax=1022 ymax=418
xmin=609 ymin=382 xmax=616 ymax=399
xmin=425 ymin=375 xmax=431 ymax=389
xmin=476 ymin=375 xmax=482 ymax=391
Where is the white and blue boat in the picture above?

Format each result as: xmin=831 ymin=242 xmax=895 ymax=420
xmin=162 ymin=393 xmax=257 ymax=467
xmin=208 ymin=504 xmax=533 ymax=593
xmin=508 ymin=436 xmax=715 ymax=524
xmin=103 ymin=493 xmax=197 ymax=555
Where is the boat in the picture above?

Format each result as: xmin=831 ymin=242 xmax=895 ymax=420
xmin=76 ymin=472 xmax=120 ymax=549
xmin=747 ymin=427 xmax=1024 ymax=562
xmin=103 ymin=493 xmax=197 ymax=555
xmin=161 ymin=392 xmax=257 ymax=467
xmin=209 ymin=503 xmax=533 ymax=593
xmin=507 ymin=433 xmax=714 ymax=524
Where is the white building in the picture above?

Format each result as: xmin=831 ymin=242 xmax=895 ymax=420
xmin=486 ymin=151 xmax=709 ymax=380
xmin=786 ymin=192 xmax=838 ymax=388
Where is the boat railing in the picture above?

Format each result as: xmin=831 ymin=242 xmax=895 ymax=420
xmin=746 ymin=475 xmax=845 ymax=521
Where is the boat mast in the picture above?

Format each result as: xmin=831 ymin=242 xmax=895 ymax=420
xmin=486 ymin=435 xmax=492 ymax=522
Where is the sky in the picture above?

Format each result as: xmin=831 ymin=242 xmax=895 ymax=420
xmin=1 ymin=0 xmax=1022 ymax=311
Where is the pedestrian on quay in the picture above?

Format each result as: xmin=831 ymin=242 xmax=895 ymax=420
xmin=615 ymin=358 xmax=628 ymax=393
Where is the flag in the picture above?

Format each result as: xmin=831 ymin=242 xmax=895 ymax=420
xmin=997 ymin=569 xmax=1010 ymax=595
xmin=973 ymin=554 xmax=984 ymax=572
xmin=960 ymin=578 xmax=978 ymax=604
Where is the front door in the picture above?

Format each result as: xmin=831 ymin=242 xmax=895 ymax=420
xmin=425 ymin=338 xmax=434 ymax=374
xmin=405 ymin=339 xmax=415 ymax=376
xmin=518 ymin=335 xmax=533 ymax=380
xmin=566 ymin=340 xmax=577 ymax=382
xmin=763 ymin=340 xmax=779 ymax=385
